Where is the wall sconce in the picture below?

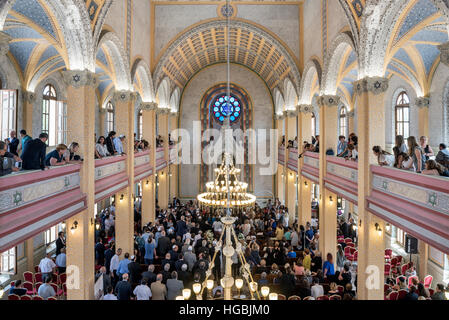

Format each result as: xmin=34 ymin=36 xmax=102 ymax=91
xmin=289 ymin=172 xmax=293 ymax=178
xmin=70 ymin=221 xmax=78 ymax=235
xmin=337 ymin=197 xmax=342 ymax=204
xmin=281 ymin=173 xmax=285 ymax=179
xmin=90 ymin=218 xmax=94 ymax=226
xmin=375 ymin=223 xmax=382 ymax=236
xmin=304 ymin=181 xmax=308 ymax=187
xmin=329 ymin=196 xmax=334 ymax=204
xmin=146 ymin=180 xmax=149 ymax=186
xmin=169 ymin=173 xmax=173 ymax=177
xmin=95 ymin=222 xmax=100 ymax=230
xmin=119 ymin=194 xmax=124 ymax=202
xmin=385 ymin=223 xmax=391 ymax=232
xmin=161 ymin=171 xmax=164 ymax=176
xmin=61 ymin=221 xmax=66 ymax=230
xmin=154 ymin=173 xmax=158 ymax=178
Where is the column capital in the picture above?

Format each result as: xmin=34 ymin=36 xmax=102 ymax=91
xmin=274 ymin=113 xmax=285 ymax=120
xmin=62 ymin=70 xmax=98 ymax=88
xmin=139 ymin=102 xmax=158 ymax=111
xmin=347 ymin=110 xmax=355 ymax=118
xmin=156 ymin=108 xmax=171 ymax=115
xmin=317 ymin=95 xmax=340 ymax=108
xmin=438 ymin=42 xmax=449 ymax=67
xmin=415 ymin=97 xmax=430 ymax=109
xmin=0 ymin=32 xmax=12 ymax=56
xmin=170 ymin=111 xmax=179 ymax=118
xmin=298 ymin=104 xmax=314 ymax=114
xmin=99 ymin=108 xmax=107 ymax=115
xmin=354 ymin=77 xmax=389 ymax=95
xmin=284 ymin=109 xmax=298 ymax=118
xmin=112 ymin=90 xmax=137 ymax=103
xmin=22 ymin=91 xmax=36 ymax=103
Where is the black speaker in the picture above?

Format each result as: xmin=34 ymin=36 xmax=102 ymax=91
xmin=405 ymin=234 xmax=418 ymax=254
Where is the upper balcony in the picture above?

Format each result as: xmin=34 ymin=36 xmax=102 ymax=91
xmin=169 ymin=145 xmax=177 ymax=165
xmin=301 ymin=151 xmax=319 ymax=183
xmin=0 ymin=165 xmax=86 ymax=252
xmin=156 ymin=147 xmax=167 ymax=171
xmin=278 ymin=146 xmax=286 ymax=166
xmin=324 ymin=156 xmax=359 ymax=204
xmin=287 ymin=148 xmax=298 ymax=172
xmin=367 ymin=165 xmax=449 ymax=254
xmin=94 ymin=155 xmax=128 ymax=203
xmin=134 ymin=151 xmax=153 ymax=184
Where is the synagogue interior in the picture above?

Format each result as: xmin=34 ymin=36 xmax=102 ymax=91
xmin=0 ymin=0 xmax=449 ymax=301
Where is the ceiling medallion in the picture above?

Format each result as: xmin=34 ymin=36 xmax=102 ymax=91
xmin=218 ymin=3 xmax=237 ymax=18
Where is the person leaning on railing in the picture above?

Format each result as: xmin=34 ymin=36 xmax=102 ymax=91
xmin=45 ymin=144 xmax=68 ymax=167
xmin=0 ymin=140 xmax=20 ymax=176
xmin=96 ymin=136 xmax=111 ymax=159
xmin=21 ymin=133 xmax=48 ymax=171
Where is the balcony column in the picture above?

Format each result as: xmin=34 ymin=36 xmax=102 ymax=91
xmin=157 ymin=109 xmax=170 ymax=209
xmin=286 ymin=110 xmax=298 ymax=224
xmin=415 ymin=97 xmax=430 ymax=139
xmin=62 ymin=70 xmax=98 ymax=300
xmin=25 ymin=238 xmax=34 ymax=272
xmin=113 ymin=90 xmax=137 ymax=256
xmin=354 ymin=77 xmax=389 ymax=300
xmin=438 ymin=42 xmax=449 ymax=67
xmin=418 ymin=241 xmax=428 ymax=281
xmin=348 ymin=110 xmax=355 ymax=136
xmin=169 ymin=112 xmax=178 ymax=199
xmin=141 ymin=102 xmax=157 ymax=225
xmin=22 ymin=92 xmax=35 ymax=135
xmin=298 ymin=105 xmax=313 ymax=226
xmin=275 ymin=113 xmax=286 ymax=202
xmin=98 ymin=108 xmax=106 ymax=136
xmin=317 ymin=95 xmax=339 ymax=263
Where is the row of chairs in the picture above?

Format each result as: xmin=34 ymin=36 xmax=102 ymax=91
xmin=20 ymin=281 xmax=66 ymax=297
xmin=24 ymin=271 xmax=66 ymax=286
xmin=8 ymin=294 xmax=57 ymax=301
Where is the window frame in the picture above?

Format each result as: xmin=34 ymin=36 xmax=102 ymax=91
xmin=42 ymin=84 xmax=66 ymax=146
xmin=339 ymin=106 xmax=348 ymax=137
xmin=0 ymin=247 xmax=16 ymax=275
xmin=0 ymin=89 xmax=17 ymax=141
xmin=395 ymin=91 xmax=410 ymax=139
xmin=106 ymin=101 xmax=115 ymax=134
xmin=311 ymin=112 xmax=316 ymax=137
xmin=138 ymin=109 xmax=143 ymax=140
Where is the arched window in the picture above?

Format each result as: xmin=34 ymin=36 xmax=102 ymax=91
xmin=0 ymin=89 xmax=17 ymax=140
xmin=212 ymin=94 xmax=242 ymax=124
xmin=311 ymin=113 xmax=316 ymax=137
xmin=137 ymin=110 xmax=143 ymax=140
xmin=42 ymin=84 xmax=66 ymax=146
xmin=106 ymin=101 xmax=114 ymax=133
xmin=395 ymin=91 xmax=410 ymax=139
xmin=339 ymin=106 xmax=348 ymax=137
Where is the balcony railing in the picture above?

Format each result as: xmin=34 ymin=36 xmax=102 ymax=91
xmin=156 ymin=147 xmax=167 ymax=171
xmin=278 ymin=146 xmax=286 ymax=166
xmin=301 ymin=151 xmax=319 ymax=183
xmin=0 ymin=165 xmax=86 ymax=252
xmin=324 ymin=156 xmax=359 ymax=204
xmin=169 ymin=145 xmax=177 ymax=165
xmin=134 ymin=151 xmax=153 ymax=183
xmin=95 ymin=155 xmax=128 ymax=202
xmin=367 ymin=165 xmax=449 ymax=254
xmin=287 ymin=148 xmax=298 ymax=172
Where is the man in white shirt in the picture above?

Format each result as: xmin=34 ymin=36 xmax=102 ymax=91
xmin=133 ymin=279 xmax=152 ymax=300
xmin=55 ymin=247 xmax=66 ymax=274
xmin=110 ymin=248 xmax=122 ymax=286
xmin=104 ymin=214 xmax=115 ymax=232
xmin=113 ymin=135 xmax=125 ymax=155
xmin=311 ymin=279 xmax=324 ymax=298
xmin=39 ymin=252 xmax=56 ymax=281
xmin=103 ymin=286 xmax=118 ymax=300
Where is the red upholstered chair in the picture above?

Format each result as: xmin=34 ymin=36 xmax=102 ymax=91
xmin=397 ymin=289 xmax=408 ymax=300
xmin=423 ymin=275 xmax=433 ymax=289
xmin=408 ymin=276 xmax=419 ymax=288
xmin=21 ymin=295 xmax=32 ymax=300
xmin=344 ymin=238 xmax=352 ymax=244
xmin=384 ymin=264 xmax=391 ymax=277
xmin=23 ymin=281 xmax=35 ymax=295
xmin=35 ymin=282 xmax=43 ymax=292
xmin=34 ymin=272 xmax=43 ymax=283
xmin=401 ymin=264 xmax=408 ymax=275
xmin=346 ymin=242 xmax=355 ymax=248
xmin=33 ymin=296 xmax=44 ymax=300
xmin=384 ymin=284 xmax=391 ymax=293
xmin=385 ymin=249 xmax=393 ymax=259
xmin=337 ymin=285 xmax=344 ymax=295
xmin=317 ymin=295 xmax=329 ymax=300
xmin=58 ymin=273 xmax=67 ymax=286
xmin=48 ymin=296 xmax=58 ymax=301
xmin=303 ymin=296 xmax=314 ymax=300
xmin=288 ymin=295 xmax=301 ymax=300
xmin=429 ymin=288 xmax=434 ymax=296
xmin=8 ymin=294 xmax=20 ymax=300
xmin=396 ymin=255 xmax=403 ymax=264
xmin=10 ymin=281 xmax=15 ymax=287
xmin=278 ymin=294 xmax=287 ymax=300
xmin=50 ymin=283 xmax=59 ymax=296
xmin=349 ymin=250 xmax=358 ymax=262
xmin=34 ymin=266 xmax=40 ymax=273
xmin=23 ymin=271 xmax=34 ymax=283
xmin=390 ymin=257 xmax=398 ymax=268
xmin=387 ymin=291 xmax=398 ymax=300
xmin=329 ymin=294 xmax=341 ymax=300
xmin=344 ymin=246 xmax=352 ymax=258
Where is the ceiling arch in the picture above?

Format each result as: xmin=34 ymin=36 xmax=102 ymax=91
xmin=131 ymin=57 xmax=155 ymax=104
xmin=299 ymin=58 xmax=322 ymax=105
xmin=153 ymin=19 xmax=301 ymax=96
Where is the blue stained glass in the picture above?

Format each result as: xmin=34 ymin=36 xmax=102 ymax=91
xmin=234 ymin=112 xmax=239 ymax=117
xmin=212 ymin=94 xmax=243 ymax=124
xmin=230 ymin=116 xmax=235 ymax=121
xmin=215 ymin=112 xmax=220 ymax=117
xmin=235 ymin=107 xmax=240 ymax=112
xmin=219 ymin=116 xmax=224 ymax=121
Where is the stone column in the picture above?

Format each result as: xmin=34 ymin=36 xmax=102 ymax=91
xmin=354 ymin=77 xmax=389 ymax=300
xmin=275 ymin=113 xmax=285 ymax=202
xmin=418 ymin=241 xmax=428 ymax=281
xmin=415 ymin=97 xmax=429 ymax=139
xmin=25 ymin=238 xmax=34 ymax=273
xmin=169 ymin=112 xmax=178 ymax=199
xmin=22 ymin=92 xmax=36 ymax=135
xmin=438 ymin=42 xmax=449 ymax=67
xmin=286 ymin=110 xmax=298 ymax=223
xmin=63 ymin=70 xmax=98 ymax=300
xmin=348 ymin=110 xmax=355 ymax=135
xmin=113 ymin=90 xmax=137 ymax=256
xmin=141 ymin=102 xmax=157 ymax=225
xmin=98 ymin=108 xmax=106 ymax=137
xmin=157 ymin=109 xmax=170 ymax=209
xmin=297 ymin=105 xmax=313 ymax=225
xmin=317 ymin=95 xmax=339 ymax=262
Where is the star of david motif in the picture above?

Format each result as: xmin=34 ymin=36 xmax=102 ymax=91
xmin=382 ymin=181 xmax=388 ymax=190
xmin=13 ymin=191 xmax=23 ymax=206
xmin=97 ymin=169 xmax=102 ymax=177
xmin=351 ymin=171 xmax=356 ymax=180
xmin=374 ymin=81 xmax=381 ymax=89
xmin=73 ymin=75 xmax=80 ymax=83
xmin=64 ymin=176 xmax=70 ymax=187
xmin=428 ymin=193 xmax=437 ymax=206
xmin=121 ymin=94 xmax=126 ymax=100
xmin=328 ymin=98 xmax=334 ymax=104
xmin=221 ymin=4 xmax=234 ymax=17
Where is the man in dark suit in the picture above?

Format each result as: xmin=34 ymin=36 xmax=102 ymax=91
xmin=7 ymin=130 xmax=20 ymax=156
xmin=127 ymin=255 xmax=142 ymax=286
xmin=176 ymin=215 xmax=187 ymax=238
xmin=141 ymin=264 xmax=157 ymax=285
xmin=55 ymin=232 xmax=65 ymax=256
xmin=104 ymin=243 xmax=115 ymax=275
xmin=115 ymin=273 xmax=133 ymax=300
xmin=95 ymin=266 xmax=112 ymax=294
xmin=157 ymin=231 xmax=170 ymax=256
xmin=21 ymin=133 xmax=48 ymax=170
